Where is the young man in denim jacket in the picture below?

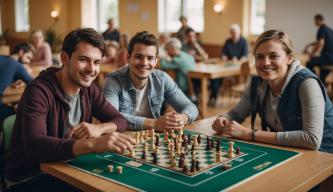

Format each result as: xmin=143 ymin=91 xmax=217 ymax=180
xmin=103 ymin=31 xmax=198 ymax=132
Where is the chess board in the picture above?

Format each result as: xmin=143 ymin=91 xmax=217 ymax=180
xmin=66 ymin=130 xmax=300 ymax=192
xmin=123 ymin=130 xmax=244 ymax=176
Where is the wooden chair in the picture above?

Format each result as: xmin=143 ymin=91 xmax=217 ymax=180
xmin=227 ymin=61 xmax=251 ymax=104
xmin=0 ymin=114 xmax=16 ymax=192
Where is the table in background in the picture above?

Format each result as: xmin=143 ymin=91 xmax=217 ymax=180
xmin=188 ymin=63 xmax=242 ymax=118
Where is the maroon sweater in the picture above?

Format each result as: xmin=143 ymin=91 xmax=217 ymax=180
xmin=5 ymin=67 xmax=128 ymax=181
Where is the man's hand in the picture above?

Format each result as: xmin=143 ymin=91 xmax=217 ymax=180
xmin=69 ymin=122 xmax=107 ymax=139
xmin=92 ymin=132 xmax=135 ymax=153
xmin=212 ymin=116 xmax=230 ymax=133
xmin=154 ymin=112 xmax=187 ymax=132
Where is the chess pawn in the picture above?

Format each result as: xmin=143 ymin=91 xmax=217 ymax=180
xmin=216 ymin=150 xmax=222 ymax=162
xmin=117 ymin=166 xmax=123 ymax=174
xmin=150 ymin=129 xmax=155 ymax=137
xmin=193 ymin=135 xmax=198 ymax=147
xmin=155 ymin=146 xmax=160 ymax=154
xmin=164 ymin=130 xmax=169 ymax=141
xmin=179 ymin=129 xmax=183 ymax=136
xmin=140 ymin=132 xmax=145 ymax=143
xmin=130 ymin=149 xmax=136 ymax=158
xmin=135 ymin=132 xmax=140 ymax=144
xmin=144 ymin=142 xmax=148 ymax=152
xmin=170 ymin=157 xmax=176 ymax=167
xmin=144 ymin=130 xmax=149 ymax=139
xmin=107 ymin=165 xmax=114 ymax=173
xmin=170 ymin=129 xmax=175 ymax=139
xmin=177 ymin=143 xmax=182 ymax=155
xmin=228 ymin=141 xmax=235 ymax=158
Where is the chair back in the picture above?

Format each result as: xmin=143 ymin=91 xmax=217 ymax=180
xmin=0 ymin=114 xmax=16 ymax=191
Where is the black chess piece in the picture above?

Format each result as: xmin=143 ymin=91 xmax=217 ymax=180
xmin=141 ymin=151 xmax=146 ymax=159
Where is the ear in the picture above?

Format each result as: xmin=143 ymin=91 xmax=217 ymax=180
xmin=287 ymin=54 xmax=293 ymax=65
xmin=60 ymin=51 xmax=69 ymax=66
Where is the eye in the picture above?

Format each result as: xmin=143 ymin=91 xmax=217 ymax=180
xmin=255 ymin=55 xmax=264 ymax=60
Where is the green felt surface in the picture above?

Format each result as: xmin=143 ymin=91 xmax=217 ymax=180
xmin=67 ymin=130 xmax=299 ymax=192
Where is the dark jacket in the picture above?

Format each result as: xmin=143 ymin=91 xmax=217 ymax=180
xmin=251 ymin=69 xmax=333 ymax=153
xmin=5 ymin=67 xmax=127 ymax=181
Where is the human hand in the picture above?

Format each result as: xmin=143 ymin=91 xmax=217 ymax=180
xmin=69 ymin=122 xmax=106 ymax=139
xmin=92 ymin=132 xmax=135 ymax=153
xmin=212 ymin=116 xmax=230 ymax=133
xmin=222 ymin=120 xmax=252 ymax=140
xmin=154 ymin=112 xmax=185 ymax=132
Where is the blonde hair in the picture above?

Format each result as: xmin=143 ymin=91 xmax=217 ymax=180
xmin=253 ymin=30 xmax=294 ymax=57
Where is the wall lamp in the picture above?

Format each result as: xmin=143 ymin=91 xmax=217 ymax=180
xmin=214 ymin=4 xmax=224 ymax=14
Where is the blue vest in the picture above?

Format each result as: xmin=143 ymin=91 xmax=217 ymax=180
xmin=251 ymin=69 xmax=333 ymax=153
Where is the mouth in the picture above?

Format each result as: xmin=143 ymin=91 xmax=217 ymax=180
xmin=136 ymin=66 xmax=151 ymax=73
xmin=260 ymin=67 xmax=275 ymax=73
xmin=80 ymin=72 xmax=96 ymax=81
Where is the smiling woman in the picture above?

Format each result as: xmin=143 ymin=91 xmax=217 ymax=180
xmin=212 ymin=29 xmax=333 ymax=154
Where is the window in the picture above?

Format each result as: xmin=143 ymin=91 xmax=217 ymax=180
xmin=158 ymin=0 xmax=204 ymax=33
xmin=250 ymin=0 xmax=266 ymax=35
xmin=15 ymin=0 xmax=30 ymax=32
xmin=81 ymin=0 xmax=119 ymax=32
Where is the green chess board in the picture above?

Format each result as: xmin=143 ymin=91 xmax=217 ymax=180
xmin=66 ymin=130 xmax=300 ymax=192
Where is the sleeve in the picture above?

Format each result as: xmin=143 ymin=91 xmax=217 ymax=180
xmin=160 ymin=58 xmax=179 ymax=70
xmin=15 ymin=63 xmax=33 ymax=84
xmin=221 ymin=40 xmax=229 ymax=58
xmin=163 ymin=73 xmax=199 ymax=123
xmin=277 ymin=78 xmax=325 ymax=150
xmin=103 ymin=75 xmax=149 ymax=131
xmin=224 ymin=81 xmax=254 ymax=123
xmin=21 ymin=86 xmax=76 ymax=162
xmin=240 ymin=38 xmax=249 ymax=58
xmin=317 ymin=27 xmax=325 ymax=40
xmin=91 ymin=84 xmax=128 ymax=132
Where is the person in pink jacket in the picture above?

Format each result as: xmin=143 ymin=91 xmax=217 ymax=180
xmin=29 ymin=30 xmax=52 ymax=66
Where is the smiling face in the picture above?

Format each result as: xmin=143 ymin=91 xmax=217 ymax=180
xmin=30 ymin=31 xmax=44 ymax=47
xmin=61 ymin=41 xmax=101 ymax=90
xmin=128 ymin=43 xmax=158 ymax=84
xmin=254 ymin=40 xmax=292 ymax=84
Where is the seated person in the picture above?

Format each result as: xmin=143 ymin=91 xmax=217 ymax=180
xmin=5 ymin=28 xmax=134 ymax=191
xmin=221 ymin=23 xmax=249 ymax=63
xmin=212 ymin=30 xmax=333 ymax=153
xmin=102 ymin=18 xmax=121 ymax=43
xmin=305 ymin=14 xmax=333 ymax=83
xmin=0 ymin=42 xmax=34 ymax=122
xmin=160 ymin=37 xmax=195 ymax=95
xmin=182 ymin=28 xmax=208 ymax=62
xmin=29 ymin=30 xmax=52 ymax=66
xmin=116 ymin=33 xmax=130 ymax=68
xmin=158 ymin=33 xmax=171 ymax=61
xmin=101 ymin=40 xmax=119 ymax=66
xmin=103 ymin=31 xmax=198 ymax=132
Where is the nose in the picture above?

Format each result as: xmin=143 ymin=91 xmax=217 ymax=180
xmin=263 ymin=56 xmax=271 ymax=66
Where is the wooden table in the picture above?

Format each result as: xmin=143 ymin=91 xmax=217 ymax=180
xmin=188 ymin=63 xmax=242 ymax=118
xmin=41 ymin=117 xmax=333 ymax=192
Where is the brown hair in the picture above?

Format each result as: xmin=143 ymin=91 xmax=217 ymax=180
xmin=253 ymin=30 xmax=294 ymax=57
xmin=62 ymin=28 xmax=105 ymax=58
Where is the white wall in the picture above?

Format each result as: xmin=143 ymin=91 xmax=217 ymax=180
xmin=265 ymin=0 xmax=333 ymax=54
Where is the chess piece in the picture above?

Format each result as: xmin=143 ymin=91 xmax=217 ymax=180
xmin=141 ymin=150 xmax=146 ymax=159
xmin=107 ymin=165 xmax=113 ymax=173
xmin=228 ymin=141 xmax=235 ymax=158
xmin=152 ymin=152 xmax=158 ymax=164
xmin=117 ymin=166 xmax=123 ymax=174
xmin=236 ymin=147 xmax=240 ymax=155
xmin=197 ymin=135 xmax=201 ymax=145
xmin=193 ymin=135 xmax=198 ymax=147
xmin=164 ymin=130 xmax=168 ymax=141
xmin=196 ymin=161 xmax=200 ymax=171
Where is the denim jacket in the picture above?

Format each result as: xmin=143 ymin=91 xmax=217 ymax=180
xmin=103 ymin=66 xmax=199 ymax=130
